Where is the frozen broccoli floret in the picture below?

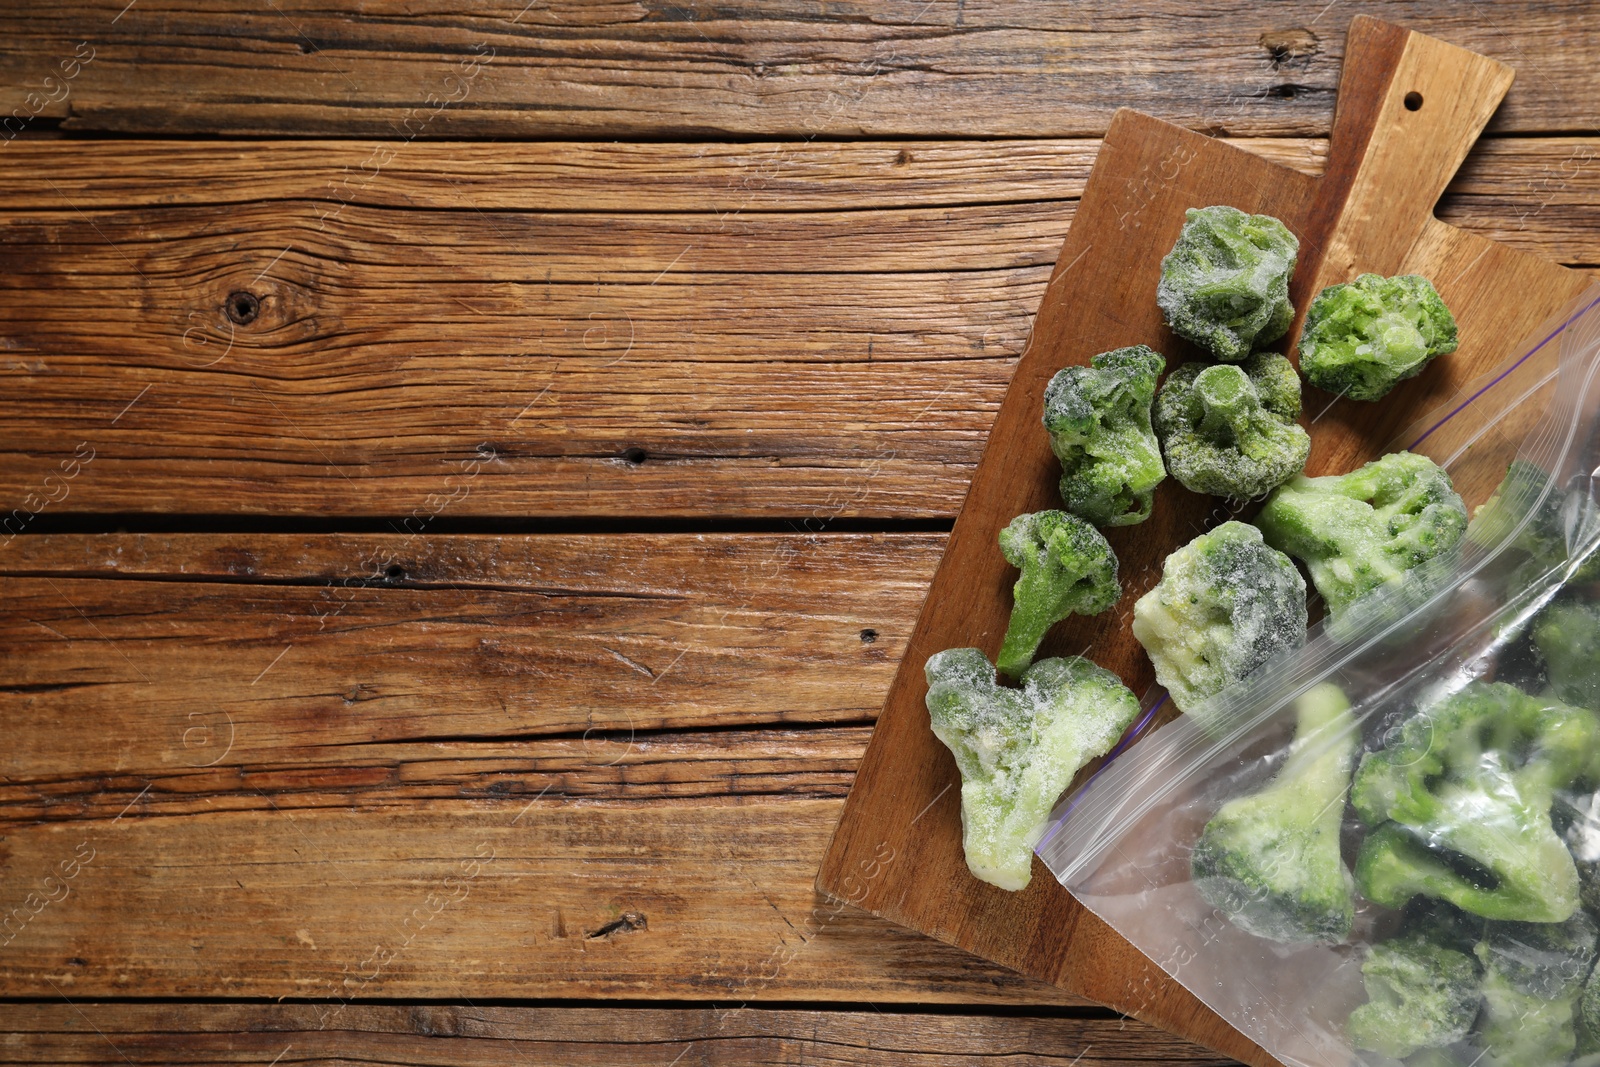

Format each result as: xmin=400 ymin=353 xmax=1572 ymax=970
xmin=1470 ymin=460 xmax=1568 ymax=555
xmin=1256 ymin=451 xmax=1468 ymax=618
xmin=1581 ymin=950 xmax=1600 ymax=1057
xmin=1131 ymin=521 xmax=1307 ymax=713
xmin=1157 ymin=205 xmax=1299 ymax=361
xmin=1191 ymin=683 xmax=1358 ymax=943
xmin=1153 ymin=353 xmax=1311 ymax=500
xmin=1043 ymin=345 xmax=1166 ymax=527
xmin=1473 ymin=913 xmax=1598 ymax=1066
xmin=1298 ymin=273 xmax=1458 ymax=402
xmin=1299 ymin=275 xmax=1465 ymax=404
xmin=1352 ymin=681 xmax=1600 ymax=922
xmin=1535 ymin=599 xmax=1600 ymax=709
xmin=1346 ymin=931 xmax=1481 ymax=1059
xmin=924 ymin=647 xmax=1140 ymax=891
xmin=996 ymin=511 xmax=1120 ymax=680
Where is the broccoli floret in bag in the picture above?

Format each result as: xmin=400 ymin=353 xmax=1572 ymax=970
xmin=1042 ymin=345 xmax=1166 ymax=527
xmin=1469 ymin=459 xmax=1567 ymax=556
xmin=1472 ymin=913 xmax=1598 ymax=1067
xmin=1535 ymin=600 xmax=1600 ymax=709
xmin=996 ymin=511 xmax=1121 ymax=680
xmin=1131 ymin=521 xmax=1307 ymax=714
xmin=1190 ymin=683 xmax=1358 ymax=944
xmin=1346 ymin=931 xmax=1481 ymax=1059
xmin=1352 ymin=681 xmax=1600 ymax=922
xmin=1256 ymin=451 xmax=1468 ymax=619
xmin=1156 ymin=205 xmax=1298 ymax=361
xmin=1153 ymin=354 xmax=1311 ymax=500
xmin=1581 ymin=955 xmax=1600 ymax=1058
xmin=1471 ymin=459 xmax=1600 ymax=592
xmin=924 ymin=648 xmax=1140 ymax=891
xmin=1298 ymin=273 xmax=1458 ymax=402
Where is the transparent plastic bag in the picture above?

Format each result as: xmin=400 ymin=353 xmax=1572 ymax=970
xmin=1038 ymin=285 xmax=1600 ymax=1067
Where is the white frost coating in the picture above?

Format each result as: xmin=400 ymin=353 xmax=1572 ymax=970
xmin=1131 ymin=521 xmax=1307 ymax=713
xmin=925 ymin=648 xmax=1140 ymax=891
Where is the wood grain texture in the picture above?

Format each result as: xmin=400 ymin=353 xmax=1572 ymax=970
xmin=1 ymin=137 xmax=1597 ymax=519
xmin=0 ymin=1004 xmax=1242 ymax=1065
xmin=0 ymin=532 xmax=1089 ymax=1004
xmin=0 ymin=2 xmax=1595 ymax=138
xmin=820 ymin=19 xmax=1591 ymax=1067
xmin=0 ymin=532 xmax=937 ymax=770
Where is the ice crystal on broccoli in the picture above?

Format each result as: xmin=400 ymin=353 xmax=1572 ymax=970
xmin=1042 ymin=345 xmax=1166 ymax=527
xmin=996 ymin=510 xmax=1120 ymax=680
xmin=1298 ymin=273 xmax=1457 ymax=402
xmin=925 ymin=647 xmax=1140 ymax=891
xmin=1156 ymin=205 xmax=1298 ymax=361
xmin=1131 ymin=521 xmax=1307 ymax=713
xmin=1153 ymin=353 xmax=1310 ymax=500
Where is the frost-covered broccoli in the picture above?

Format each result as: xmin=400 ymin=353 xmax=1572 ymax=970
xmin=1157 ymin=205 xmax=1299 ymax=361
xmin=1346 ymin=931 xmax=1481 ymax=1059
xmin=1256 ymin=451 xmax=1468 ymax=618
xmin=1042 ymin=345 xmax=1166 ymax=527
xmin=996 ymin=511 xmax=1120 ymax=680
xmin=924 ymin=647 xmax=1140 ymax=891
xmin=1535 ymin=599 xmax=1600 ymax=709
xmin=1581 ymin=949 xmax=1600 ymax=1058
xmin=1352 ymin=681 xmax=1600 ymax=922
xmin=1470 ymin=459 xmax=1568 ymax=556
xmin=1473 ymin=913 xmax=1598 ymax=1066
xmin=1131 ymin=521 xmax=1307 ymax=713
xmin=1190 ymin=683 xmax=1357 ymax=943
xmin=1298 ymin=273 xmax=1458 ymax=402
xmin=1153 ymin=353 xmax=1311 ymax=500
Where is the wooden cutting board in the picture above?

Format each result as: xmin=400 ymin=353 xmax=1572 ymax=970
xmin=818 ymin=16 xmax=1590 ymax=1067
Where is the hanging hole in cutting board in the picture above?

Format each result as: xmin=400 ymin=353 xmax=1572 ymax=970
xmin=1404 ymin=90 xmax=1423 ymax=110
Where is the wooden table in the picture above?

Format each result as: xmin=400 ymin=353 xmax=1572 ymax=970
xmin=0 ymin=3 xmax=1593 ymax=1063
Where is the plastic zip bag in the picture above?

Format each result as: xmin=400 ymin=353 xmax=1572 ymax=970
xmin=1038 ymin=284 xmax=1600 ymax=1067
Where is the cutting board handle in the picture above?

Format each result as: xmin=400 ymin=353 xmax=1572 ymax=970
xmin=1311 ymin=16 xmax=1514 ymax=277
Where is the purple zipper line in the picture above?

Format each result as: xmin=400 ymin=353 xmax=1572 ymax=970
xmin=1036 ymin=694 xmax=1167 ymax=852
xmin=1409 ymin=291 xmax=1600 ymax=450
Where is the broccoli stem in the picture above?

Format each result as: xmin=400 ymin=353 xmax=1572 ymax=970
xmin=998 ymin=607 xmax=1049 ymax=675
xmin=1274 ymin=682 xmax=1356 ymax=793
xmin=1193 ymin=364 xmax=1254 ymax=444
xmin=1190 ymin=682 xmax=1357 ymax=943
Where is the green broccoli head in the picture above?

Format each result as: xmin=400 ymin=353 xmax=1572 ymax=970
xmin=1131 ymin=520 xmax=1307 ymax=713
xmin=1043 ymin=345 xmax=1167 ymax=527
xmin=1153 ymin=353 xmax=1311 ymax=500
xmin=1346 ymin=931 xmax=1481 ymax=1059
xmin=1351 ymin=681 xmax=1600 ymax=922
xmin=924 ymin=647 xmax=1140 ymax=891
xmin=996 ymin=510 xmax=1121 ymax=680
xmin=1191 ymin=683 xmax=1358 ymax=944
xmin=1298 ymin=273 xmax=1458 ymax=402
xmin=1535 ymin=599 xmax=1600 ymax=709
xmin=1473 ymin=912 xmax=1598 ymax=1066
xmin=1256 ymin=451 xmax=1468 ymax=618
xmin=1156 ymin=205 xmax=1299 ymax=361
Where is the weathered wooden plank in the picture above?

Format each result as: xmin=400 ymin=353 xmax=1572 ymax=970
xmin=0 ymin=533 xmax=1091 ymax=1004
xmin=0 ymin=795 xmax=1083 ymax=1003
xmin=0 ymin=138 xmax=1325 ymax=211
xmin=0 ymin=724 xmax=870 ymax=823
xmin=0 ymin=1004 xmax=1241 ymax=1065
xmin=2 ymin=137 xmax=1597 ymax=519
xmin=0 ymin=2 xmax=1593 ymax=138
xmin=0 ymin=533 xmax=941 ymax=772
xmin=7 ymin=136 xmax=1600 ymax=262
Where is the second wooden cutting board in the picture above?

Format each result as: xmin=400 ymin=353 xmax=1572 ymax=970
xmin=819 ymin=15 xmax=1590 ymax=1067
